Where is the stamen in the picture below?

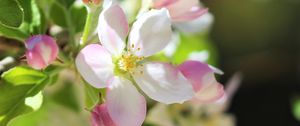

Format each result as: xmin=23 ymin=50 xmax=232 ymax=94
xmin=117 ymin=52 xmax=144 ymax=74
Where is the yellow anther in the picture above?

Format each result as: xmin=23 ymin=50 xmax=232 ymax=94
xmin=118 ymin=52 xmax=144 ymax=74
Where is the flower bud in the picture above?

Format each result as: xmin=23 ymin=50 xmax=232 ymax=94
xmin=91 ymin=104 xmax=116 ymax=126
xmin=25 ymin=35 xmax=58 ymax=69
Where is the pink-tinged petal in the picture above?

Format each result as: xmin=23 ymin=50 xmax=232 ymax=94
xmin=192 ymin=80 xmax=225 ymax=103
xmin=165 ymin=0 xmax=199 ymax=19
xmin=91 ymin=104 xmax=116 ymax=126
xmin=172 ymin=7 xmax=208 ymax=22
xmin=222 ymin=72 xmax=242 ymax=106
xmin=98 ymin=3 xmax=128 ymax=56
xmin=75 ymin=44 xmax=114 ymax=88
xmin=25 ymin=35 xmax=58 ymax=69
xmin=178 ymin=60 xmax=225 ymax=103
xmin=129 ymin=8 xmax=172 ymax=57
xmin=152 ymin=0 xmax=178 ymax=8
xmin=133 ymin=62 xmax=194 ymax=104
xmin=106 ymin=77 xmax=146 ymax=126
xmin=178 ymin=60 xmax=213 ymax=91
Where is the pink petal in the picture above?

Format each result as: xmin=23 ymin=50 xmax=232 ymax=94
xmin=178 ymin=60 xmax=225 ymax=103
xmin=75 ymin=44 xmax=114 ymax=88
xmin=172 ymin=7 xmax=208 ymax=22
xmin=165 ymin=0 xmax=199 ymax=19
xmin=98 ymin=3 xmax=128 ymax=55
xmin=91 ymin=104 xmax=116 ymax=126
xmin=106 ymin=77 xmax=146 ymax=126
xmin=25 ymin=35 xmax=58 ymax=69
xmin=129 ymin=8 xmax=172 ymax=57
xmin=133 ymin=62 xmax=194 ymax=104
xmin=152 ymin=0 xmax=178 ymax=8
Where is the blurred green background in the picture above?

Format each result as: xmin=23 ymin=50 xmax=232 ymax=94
xmin=204 ymin=0 xmax=300 ymax=125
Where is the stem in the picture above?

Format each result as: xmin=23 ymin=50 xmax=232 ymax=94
xmin=62 ymin=7 xmax=76 ymax=49
xmin=80 ymin=8 xmax=95 ymax=48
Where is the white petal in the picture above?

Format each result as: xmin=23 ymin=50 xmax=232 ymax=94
xmin=163 ymin=32 xmax=180 ymax=57
xmin=133 ymin=62 xmax=194 ymax=104
xmin=106 ymin=77 xmax=146 ymax=126
xmin=129 ymin=8 xmax=172 ymax=57
xmin=75 ymin=44 xmax=114 ymax=88
xmin=98 ymin=4 xmax=128 ymax=55
xmin=208 ymin=64 xmax=224 ymax=75
xmin=174 ymin=12 xmax=214 ymax=33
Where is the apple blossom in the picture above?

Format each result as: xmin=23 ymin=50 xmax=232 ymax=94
xmin=25 ymin=35 xmax=58 ymax=70
xmin=76 ymin=3 xmax=194 ymax=126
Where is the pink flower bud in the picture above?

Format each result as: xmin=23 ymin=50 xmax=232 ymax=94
xmin=91 ymin=104 xmax=116 ymax=126
xmin=25 ymin=35 xmax=58 ymax=69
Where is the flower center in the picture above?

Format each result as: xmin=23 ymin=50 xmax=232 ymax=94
xmin=115 ymin=44 xmax=144 ymax=75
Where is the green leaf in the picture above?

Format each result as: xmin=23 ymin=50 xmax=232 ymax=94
xmin=49 ymin=2 xmax=67 ymax=28
xmin=0 ymin=0 xmax=23 ymax=27
xmin=8 ymin=100 xmax=90 ymax=126
xmin=0 ymin=77 xmax=49 ymax=126
xmin=44 ymin=65 xmax=63 ymax=85
xmin=0 ymin=0 xmax=47 ymax=40
xmin=1 ymin=66 xmax=46 ymax=86
xmin=0 ymin=23 xmax=29 ymax=41
xmin=70 ymin=3 xmax=87 ymax=33
xmin=84 ymin=82 xmax=101 ymax=110
xmin=18 ymin=0 xmax=47 ymax=34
